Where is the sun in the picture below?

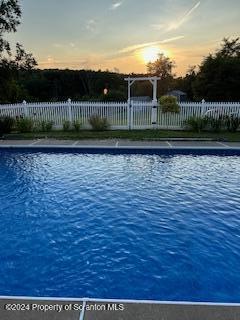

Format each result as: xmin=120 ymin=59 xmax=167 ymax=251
xmin=142 ymin=47 xmax=160 ymax=63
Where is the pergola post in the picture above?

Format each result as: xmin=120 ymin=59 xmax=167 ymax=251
xmin=127 ymin=79 xmax=131 ymax=102
xmin=153 ymin=77 xmax=158 ymax=103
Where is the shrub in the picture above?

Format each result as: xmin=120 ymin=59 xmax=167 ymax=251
xmin=32 ymin=120 xmax=41 ymax=132
xmin=16 ymin=118 xmax=34 ymax=133
xmin=0 ymin=116 xmax=15 ymax=135
xmin=225 ymin=115 xmax=240 ymax=132
xmin=185 ymin=116 xmax=208 ymax=133
xmin=41 ymin=120 xmax=54 ymax=132
xmin=73 ymin=120 xmax=81 ymax=132
xmin=159 ymin=96 xmax=180 ymax=113
xmin=207 ymin=116 xmax=224 ymax=132
xmin=63 ymin=120 xmax=71 ymax=131
xmin=89 ymin=115 xmax=110 ymax=131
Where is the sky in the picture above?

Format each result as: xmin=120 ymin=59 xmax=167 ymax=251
xmin=7 ymin=0 xmax=240 ymax=75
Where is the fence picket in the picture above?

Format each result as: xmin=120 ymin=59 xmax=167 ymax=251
xmin=0 ymin=100 xmax=239 ymax=130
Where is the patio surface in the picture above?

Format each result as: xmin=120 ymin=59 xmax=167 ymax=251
xmin=1 ymin=298 xmax=240 ymax=320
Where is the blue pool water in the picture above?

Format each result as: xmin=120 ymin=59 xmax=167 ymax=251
xmin=0 ymin=150 xmax=240 ymax=302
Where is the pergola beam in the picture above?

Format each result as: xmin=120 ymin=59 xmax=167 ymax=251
xmin=124 ymin=77 xmax=160 ymax=82
xmin=124 ymin=76 xmax=161 ymax=102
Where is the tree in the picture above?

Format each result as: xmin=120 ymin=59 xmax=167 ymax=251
xmin=216 ymin=37 xmax=240 ymax=58
xmin=173 ymin=66 xmax=197 ymax=101
xmin=0 ymin=0 xmax=21 ymax=55
xmin=15 ymin=43 xmax=37 ymax=70
xmin=0 ymin=0 xmax=37 ymax=103
xmin=192 ymin=38 xmax=240 ymax=101
xmin=147 ymin=53 xmax=175 ymax=78
xmin=147 ymin=54 xmax=175 ymax=96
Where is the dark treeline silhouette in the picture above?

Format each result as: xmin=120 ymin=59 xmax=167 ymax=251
xmin=15 ymin=69 xmax=128 ymax=102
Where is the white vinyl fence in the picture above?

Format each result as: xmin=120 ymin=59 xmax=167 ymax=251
xmin=0 ymin=99 xmax=240 ymax=130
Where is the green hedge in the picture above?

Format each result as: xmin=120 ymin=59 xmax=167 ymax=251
xmin=159 ymin=96 xmax=180 ymax=113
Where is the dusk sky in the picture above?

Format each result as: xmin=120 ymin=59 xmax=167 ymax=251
xmin=7 ymin=0 xmax=240 ymax=75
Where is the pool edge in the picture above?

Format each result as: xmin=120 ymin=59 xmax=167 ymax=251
xmin=1 ymin=295 xmax=240 ymax=306
xmin=0 ymin=144 xmax=240 ymax=156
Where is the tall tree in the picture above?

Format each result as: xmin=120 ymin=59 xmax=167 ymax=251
xmin=147 ymin=53 xmax=175 ymax=96
xmin=193 ymin=38 xmax=240 ymax=101
xmin=216 ymin=37 xmax=240 ymax=58
xmin=173 ymin=66 xmax=197 ymax=101
xmin=147 ymin=54 xmax=174 ymax=78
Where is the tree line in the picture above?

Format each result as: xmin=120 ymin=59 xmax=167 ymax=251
xmin=0 ymin=0 xmax=239 ymax=104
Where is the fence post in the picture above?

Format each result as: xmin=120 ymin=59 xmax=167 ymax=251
xmin=67 ymin=98 xmax=72 ymax=123
xmin=23 ymin=100 xmax=28 ymax=117
xmin=201 ymin=99 xmax=206 ymax=116
xmin=151 ymin=99 xmax=158 ymax=129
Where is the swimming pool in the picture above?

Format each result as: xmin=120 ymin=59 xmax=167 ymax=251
xmin=0 ymin=149 xmax=239 ymax=302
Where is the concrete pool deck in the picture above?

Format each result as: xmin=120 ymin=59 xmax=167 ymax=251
xmin=1 ymin=298 xmax=240 ymax=320
xmin=0 ymin=138 xmax=240 ymax=150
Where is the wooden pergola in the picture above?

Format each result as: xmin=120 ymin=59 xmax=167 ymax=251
xmin=124 ymin=76 xmax=161 ymax=102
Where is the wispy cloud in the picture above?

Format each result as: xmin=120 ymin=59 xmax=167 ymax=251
xmin=53 ymin=43 xmax=63 ymax=48
xmin=110 ymin=1 xmax=123 ymax=10
xmin=151 ymin=23 xmax=165 ymax=31
xmin=167 ymin=1 xmax=201 ymax=31
xmin=52 ymin=42 xmax=77 ymax=49
xmin=39 ymin=57 xmax=89 ymax=69
xmin=86 ymin=19 xmax=97 ymax=32
xmin=118 ymin=36 xmax=185 ymax=55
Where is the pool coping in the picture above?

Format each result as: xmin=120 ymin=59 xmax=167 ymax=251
xmin=0 ymin=139 xmax=240 ymax=151
xmin=0 ymin=145 xmax=240 ymax=156
xmin=1 ymin=295 xmax=240 ymax=306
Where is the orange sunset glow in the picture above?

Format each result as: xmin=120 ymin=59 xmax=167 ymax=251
xmin=6 ymin=0 xmax=240 ymax=75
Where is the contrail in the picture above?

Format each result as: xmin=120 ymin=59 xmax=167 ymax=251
xmin=118 ymin=36 xmax=185 ymax=55
xmin=168 ymin=1 xmax=201 ymax=31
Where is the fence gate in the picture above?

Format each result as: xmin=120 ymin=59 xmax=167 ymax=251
xmin=130 ymin=101 xmax=157 ymax=130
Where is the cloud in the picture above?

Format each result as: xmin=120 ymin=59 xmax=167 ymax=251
xmin=118 ymin=36 xmax=185 ymax=55
xmin=167 ymin=1 xmax=201 ymax=31
xmin=151 ymin=23 xmax=165 ymax=31
xmin=110 ymin=1 xmax=123 ymax=10
xmin=86 ymin=19 xmax=97 ymax=32
xmin=53 ymin=43 xmax=63 ymax=48
xmin=38 ymin=57 xmax=89 ymax=69
xmin=52 ymin=43 xmax=76 ymax=49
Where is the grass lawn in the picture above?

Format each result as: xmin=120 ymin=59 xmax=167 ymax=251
xmin=3 ymin=130 xmax=240 ymax=141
